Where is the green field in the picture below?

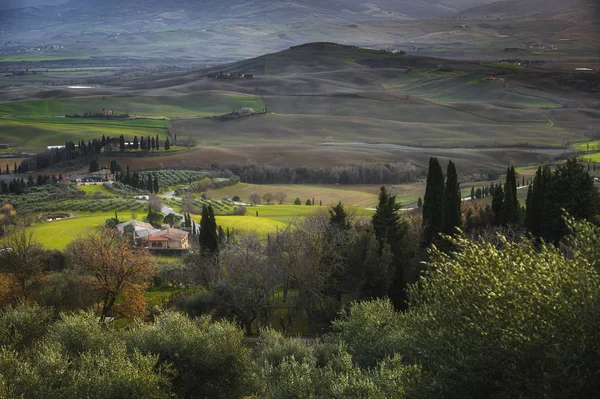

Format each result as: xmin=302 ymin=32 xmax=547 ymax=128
xmin=78 ymin=184 xmax=116 ymax=197
xmin=209 ymin=183 xmax=380 ymax=207
xmin=0 ymin=117 xmax=170 ymax=151
xmin=245 ymin=205 xmax=374 ymax=221
xmin=0 ymin=93 xmax=265 ymax=119
xmin=0 ymin=55 xmax=91 ymax=63
xmin=574 ymin=141 xmax=600 ymax=151
xmin=579 ymin=152 xmax=600 ymax=162
xmin=31 ymin=212 xmax=113 ymax=250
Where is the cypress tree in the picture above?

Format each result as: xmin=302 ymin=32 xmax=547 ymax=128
xmin=470 ymin=186 xmax=475 ymax=200
xmin=146 ymin=176 xmax=153 ymax=192
xmin=417 ymin=197 xmax=423 ymax=209
xmin=422 ymin=157 xmax=445 ymax=246
xmin=525 ymin=166 xmax=550 ymax=237
xmin=442 ymin=160 xmax=462 ymax=235
xmin=501 ymin=166 xmax=519 ymax=225
xmin=153 ymin=175 xmax=159 ymax=194
xmin=372 ymin=186 xmax=409 ymax=309
xmin=492 ymin=184 xmax=504 ymax=225
xmin=199 ymin=205 xmax=219 ymax=255
xmin=165 ymin=138 xmax=170 ymax=151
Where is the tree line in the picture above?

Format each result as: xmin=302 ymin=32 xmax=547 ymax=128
xmin=16 ymin=134 xmax=172 ymax=173
xmin=421 ymin=157 xmax=599 ymax=245
xmin=212 ymin=161 xmax=423 ymax=185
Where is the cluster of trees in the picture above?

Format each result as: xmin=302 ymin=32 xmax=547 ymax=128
xmin=248 ymin=192 xmax=287 ymax=205
xmin=115 ymin=134 xmax=170 ymax=152
xmin=421 ymin=158 xmax=462 ymax=247
xmin=213 ymin=162 xmax=423 ymax=185
xmin=0 ymin=178 xmax=26 ymax=195
xmin=20 ymin=139 xmax=104 ymax=173
xmin=0 ymin=162 xmax=20 ymax=175
xmin=1 ymin=174 xmax=64 ymax=195
xmin=525 ymin=159 xmax=600 ymax=243
xmin=17 ymin=135 xmax=173 ymax=174
xmin=422 ymin=158 xmax=599 ymax=246
xmin=183 ymin=188 xmax=418 ymax=333
xmin=2 ymin=212 xmax=600 ymax=397
xmin=116 ymin=166 xmax=159 ymax=194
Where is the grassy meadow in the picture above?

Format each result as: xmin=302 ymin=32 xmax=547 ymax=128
xmin=0 ymin=93 xmax=264 ymax=119
xmin=209 ymin=183 xmax=381 ymax=207
xmin=31 ymin=212 xmax=114 ymax=250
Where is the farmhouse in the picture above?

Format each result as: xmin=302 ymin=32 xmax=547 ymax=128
xmin=71 ymin=170 xmax=113 ymax=183
xmin=116 ymin=220 xmax=161 ymax=245
xmin=116 ymin=220 xmax=190 ymax=249
xmin=148 ymin=228 xmax=189 ymax=249
xmin=102 ymin=109 xmax=113 ymax=116
xmin=0 ymin=144 xmax=9 ymax=150
xmin=239 ymin=107 xmax=256 ymax=115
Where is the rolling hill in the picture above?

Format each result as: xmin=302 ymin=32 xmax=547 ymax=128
xmin=1 ymin=43 xmax=598 ymax=173
xmin=458 ymin=0 xmax=600 ymax=23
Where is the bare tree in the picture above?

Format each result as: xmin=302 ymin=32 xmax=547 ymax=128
xmin=182 ymin=191 xmax=195 ymax=214
xmin=274 ymin=192 xmax=288 ymax=205
xmin=271 ymin=213 xmax=351 ymax=334
xmin=67 ymin=227 xmax=157 ymax=320
xmin=0 ymin=229 xmax=47 ymax=300
xmin=248 ymin=193 xmax=261 ymax=206
xmin=212 ymin=236 xmax=277 ymax=334
xmin=262 ymin=192 xmax=275 ymax=205
xmin=148 ymin=195 xmax=163 ymax=213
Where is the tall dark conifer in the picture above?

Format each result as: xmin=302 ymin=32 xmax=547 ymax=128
xmin=199 ymin=205 xmax=219 ymax=255
xmin=492 ymin=184 xmax=504 ymax=225
xmin=329 ymin=202 xmax=350 ymax=231
xmin=422 ymin=157 xmax=445 ymax=246
xmin=372 ymin=186 xmax=409 ymax=309
xmin=442 ymin=160 xmax=462 ymax=235
xmin=525 ymin=166 xmax=550 ymax=236
xmin=153 ymin=175 xmax=159 ymax=194
xmin=541 ymin=159 xmax=600 ymax=243
xmin=501 ymin=166 xmax=519 ymax=225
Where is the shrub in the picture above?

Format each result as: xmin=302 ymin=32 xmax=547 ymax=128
xmin=0 ymin=301 xmax=54 ymax=350
xmin=294 ymin=197 xmax=302 ymax=205
xmin=120 ymin=312 xmax=255 ymax=399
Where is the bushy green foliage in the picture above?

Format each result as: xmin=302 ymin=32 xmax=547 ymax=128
xmin=399 ymin=234 xmax=600 ymax=397
xmin=48 ymin=311 xmax=109 ymax=355
xmin=256 ymin=329 xmax=420 ymax=399
xmin=120 ymin=312 xmax=254 ymax=399
xmin=0 ymin=301 xmax=54 ymax=350
xmin=0 ymin=342 xmax=171 ymax=399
